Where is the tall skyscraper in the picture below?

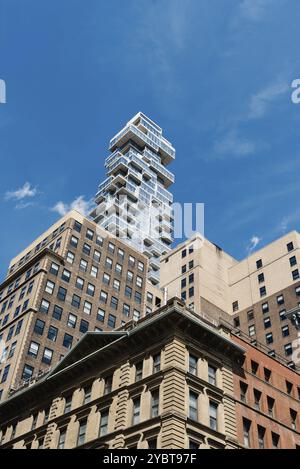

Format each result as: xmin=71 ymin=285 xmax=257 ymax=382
xmin=90 ymin=112 xmax=175 ymax=286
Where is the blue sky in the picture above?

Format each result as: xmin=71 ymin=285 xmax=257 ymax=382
xmin=1 ymin=0 xmax=300 ymax=280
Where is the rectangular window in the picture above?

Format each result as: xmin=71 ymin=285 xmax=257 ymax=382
xmin=129 ymin=255 xmax=135 ymax=267
xmin=47 ymin=326 xmax=58 ymax=342
xmin=125 ymin=285 xmax=132 ymax=298
xmin=67 ymin=313 xmax=77 ymax=329
xmin=254 ymin=389 xmax=262 ymax=410
xmin=90 ymin=265 xmax=98 ymax=278
xmin=292 ymin=269 xmax=300 ymax=281
xmin=66 ymin=251 xmax=75 ymax=264
xmin=80 ymin=319 xmax=89 ymax=334
xmin=279 ymin=309 xmax=287 ymax=321
xmin=282 ymin=325 xmax=290 ymax=337
xmin=105 ymin=257 xmax=113 ymax=270
xmin=153 ymin=354 xmax=161 ymax=373
xmin=243 ymin=418 xmax=251 ymax=448
xmin=267 ymin=396 xmax=275 ymax=417
xmin=40 ymin=299 xmax=50 ymax=314
xmin=277 ymin=294 xmax=284 ymax=305
xmin=58 ymin=429 xmax=66 ymax=449
xmin=189 ymin=391 xmax=198 ymax=420
xmin=249 ymin=324 xmax=256 ymax=337
xmin=258 ymin=426 xmax=265 ymax=449
xmin=285 ymin=343 xmax=293 ymax=356
xmin=99 ymin=409 xmax=109 ymax=436
xmin=272 ymin=432 xmax=280 ymax=449
xmin=108 ymin=242 xmax=115 ymax=253
xmin=256 ymin=259 xmax=263 ymax=269
xmin=110 ymin=296 xmax=118 ymax=310
xmin=247 ymin=310 xmax=254 ymax=321
xmin=108 ymin=314 xmax=116 ymax=328
xmin=240 ymin=381 xmax=248 ymax=403
xmin=132 ymin=397 xmax=140 ymax=425
xmin=134 ymin=291 xmax=142 ymax=304
xmin=34 ymin=319 xmax=45 ymax=336
xmin=115 ymin=263 xmax=122 ymax=275
xmin=76 ymin=277 xmax=84 ymax=290
xmin=1 ymin=365 xmax=10 ymax=383
xmin=104 ymin=375 xmax=113 ymax=395
xmin=189 ymin=354 xmax=197 ymax=375
xmin=100 ymin=291 xmax=108 ymax=304
xmin=83 ymin=243 xmax=91 ymax=256
xmin=97 ymin=308 xmax=105 ymax=323
xmin=77 ymin=419 xmax=87 ymax=446
xmin=70 ymin=235 xmax=78 ymax=248
xmin=287 ymin=242 xmax=294 ymax=252
xmin=83 ymin=301 xmax=92 ymax=315
xmin=22 ymin=364 xmax=34 ymax=381
xmin=49 ymin=262 xmax=59 ymax=276
xmin=61 ymin=269 xmax=71 ymax=283
xmin=260 ymin=286 xmax=267 ymax=297
xmin=135 ymin=362 xmax=143 ymax=382
xmin=28 ymin=341 xmax=39 ymax=358
xmin=53 ymin=305 xmax=63 ymax=321
xmin=71 ymin=294 xmax=81 ymax=309
xmin=209 ymin=401 xmax=218 ymax=431
xmin=63 ymin=333 xmax=73 ymax=349
xmin=45 ymin=280 xmax=55 ymax=295
xmin=290 ymin=256 xmax=297 ymax=267
xmin=80 ymin=259 xmax=88 ymax=272
xmin=151 ymin=390 xmax=159 ymax=418
xmin=266 ymin=332 xmax=273 ymax=344
xmin=86 ymin=283 xmax=95 ymax=297
xmin=74 ymin=220 xmax=82 ymax=233
xmin=232 ymin=301 xmax=239 ymax=312
xmin=42 ymin=347 xmax=53 ymax=365
xmin=258 ymin=273 xmax=265 ymax=283
xmin=57 ymin=286 xmax=67 ymax=302
xmin=264 ymin=317 xmax=271 ymax=329
xmin=208 ymin=365 xmax=217 ymax=386
xmin=83 ymin=386 xmax=92 ymax=404
xmin=122 ymin=303 xmax=130 ymax=317
xmin=133 ymin=309 xmax=140 ymax=321
xmin=138 ymin=261 xmax=144 ymax=272
xmin=136 ymin=276 xmax=143 ymax=288
xmin=86 ymin=229 xmax=94 ymax=241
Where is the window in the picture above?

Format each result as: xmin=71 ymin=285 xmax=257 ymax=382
xmin=86 ymin=283 xmax=95 ymax=297
xmin=243 ymin=418 xmax=251 ymax=448
xmin=240 ymin=382 xmax=248 ymax=403
xmin=118 ymin=248 xmax=124 ymax=260
xmin=189 ymin=273 xmax=194 ymax=284
xmin=189 ymin=391 xmax=198 ymax=420
xmin=58 ymin=429 xmax=66 ymax=449
xmin=57 ymin=286 xmax=67 ymax=302
xmin=76 ymin=277 xmax=84 ymax=291
xmin=74 ymin=220 xmax=82 ymax=233
xmin=290 ymin=256 xmax=297 ymax=267
xmin=15 ymin=319 xmax=23 ymax=336
xmin=135 ymin=291 xmax=142 ymax=304
xmin=262 ymin=302 xmax=269 ymax=313
xmin=251 ymin=361 xmax=259 ymax=375
xmin=264 ymin=368 xmax=271 ymax=382
xmin=257 ymin=426 xmax=265 ymax=449
xmin=247 ymin=310 xmax=254 ymax=321
xmin=182 ymin=265 xmax=187 ymax=274
xmin=279 ymin=309 xmax=287 ymax=321
xmin=105 ymin=257 xmax=113 ymax=270
xmin=296 ymin=286 xmax=300 ymax=296
xmin=287 ymin=242 xmax=294 ymax=252
xmin=135 ymin=362 xmax=143 ymax=382
xmin=86 ymin=228 xmax=94 ymax=240
xmin=208 ymin=365 xmax=217 ymax=386
xmin=136 ymin=276 xmax=143 ymax=288
xmin=188 ymin=287 xmax=194 ymax=298
xmin=40 ymin=299 xmax=50 ymax=314
xmin=256 ymin=259 xmax=263 ymax=269
xmin=28 ymin=341 xmax=39 ymax=358
xmin=181 ymin=291 xmax=186 ymax=301
xmin=83 ymin=386 xmax=92 ymax=404
xmin=47 ymin=326 xmax=58 ymax=342
xmin=292 ymin=269 xmax=300 ymax=281
xmin=272 ymin=432 xmax=280 ymax=449
xmin=133 ymin=309 xmax=140 ymax=321
xmin=189 ymin=260 xmax=194 ymax=270
xmin=110 ymin=296 xmax=118 ymax=310
xmin=42 ymin=348 xmax=53 ymax=365
xmin=77 ymin=419 xmax=87 ymax=446
xmin=277 ymin=294 xmax=284 ymax=305
xmin=286 ymin=380 xmax=293 ymax=395
xmin=64 ymin=396 xmax=72 ymax=414
xmin=146 ymin=292 xmax=153 ymax=304
xmin=264 ymin=317 xmax=271 ymax=329
xmin=290 ymin=409 xmax=297 ymax=430
xmin=232 ymin=301 xmax=239 ymax=312
xmin=97 ymin=308 xmax=105 ymax=322
xmin=129 ymin=255 xmax=135 ymax=267
xmin=8 ymin=341 xmax=17 ymax=359
xmin=80 ymin=319 xmax=89 ymax=334
xmin=113 ymin=279 xmax=120 ymax=292
xmin=96 ymin=235 xmax=103 ymax=246
xmin=100 ymin=291 xmax=108 ymax=304
xmin=60 ymin=269 xmax=71 ymax=284
xmin=108 ymin=314 xmax=116 ymax=328
xmin=282 ymin=325 xmax=290 ymax=337
xmin=267 ymin=396 xmax=275 ymax=417
xmin=45 ymin=280 xmax=55 ymax=295
xmin=132 ymin=397 xmax=141 ymax=425
xmin=63 ymin=333 xmax=73 ymax=349
xmin=67 ymin=313 xmax=77 ymax=329
xmin=83 ymin=243 xmax=91 ymax=256
xmin=234 ymin=317 xmax=240 ymax=328
xmin=99 ymin=409 xmax=109 ymax=436
xmin=122 ymin=303 xmax=130 ymax=317
xmin=108 ymin=242 xmax=115 ymax=253
xmin=249 ymin=325 xmax=256 ymax=337
xmin=66 ymin=251 xmax=75 ymax=264
xmin=115 ymin=263 xmax=122 ymax=275
xmin=34 ymin=319 xmax=45 ymax=336
xmin=79 ymin=259 xmax=88 ymax=272
xmin=125 ymin=285 xmax=132 ymax=298
xmin=260 ymin=286 xmax=267 ymax=297
xmin=258 ymin=273 xmax=265 ymax=283
xmin=209 ymin=401 xmax=218 ymax=431
xmin=71 ymin=294 xmax=81 ymax=309
xmin=49 ymin=262 xmax=59 ymax=276
xmin=70 ymin=235 xmax=78 ymax=248
xmin=102 ymin=273 xmax=110 ymax=285
xmin=151 ymin=390 xmax=159 ymax=418
xmin=104 ymin=375 xmax=113 ymax=395
xmin=148 ymin=439 xmax=157 ymax=449
xmin=182 ymin=249 xmax=187 ymax=258
xmin=254 ymin=389 xmax=262 ymax=410
xmin=22 ymin=364 xmax=34 ymax=381
xmin=138 ymin=261 xmax=144 ymax=272
xmin=1 ymin=364 xmax=10 ymax=383
xmin=285 ymin=343 xmax=293 ymax=356
xmin=153 ymin=354 xmax=161 ymax=373
xmin=181 ymin=278 xmax=187 ymax=289
xmin=53 ymin=305 xmax=63 ymax=321
xmin=266 ymin=332 xmax=273 ymax=344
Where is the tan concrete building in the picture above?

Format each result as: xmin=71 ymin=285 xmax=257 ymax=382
xmin=0 ymin=210 xmax=154 ymax=403
xmin=160 ymin=231 xmax=300 ymax=365
xmin=0 ymin=298 xmax=245 ymax=450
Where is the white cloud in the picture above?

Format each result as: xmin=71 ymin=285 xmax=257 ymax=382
xmin=248 ymin=80 xmax=289 ymax=119
xmin=214 ymin=130 xmax=256 ymax=158
xmin=5 ymin=182 xmax=37 ymax=201
xmin=247 ymin=235 xmax=262 ymax=255
xmin=239 ymin=0 xmax=275 ymax=21
xmin=51 ymin=196 xmax=94 ymax=217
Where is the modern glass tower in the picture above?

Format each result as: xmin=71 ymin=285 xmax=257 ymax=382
xmin=90 ymin=112 xmax=175 ymax=285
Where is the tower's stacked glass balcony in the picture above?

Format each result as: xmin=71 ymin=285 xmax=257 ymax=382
xmin=91 ymin=112 xmax=175 ymax=286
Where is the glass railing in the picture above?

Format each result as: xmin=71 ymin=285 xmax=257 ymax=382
xmin=149 ymin=159 xmax=175 ymax=183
